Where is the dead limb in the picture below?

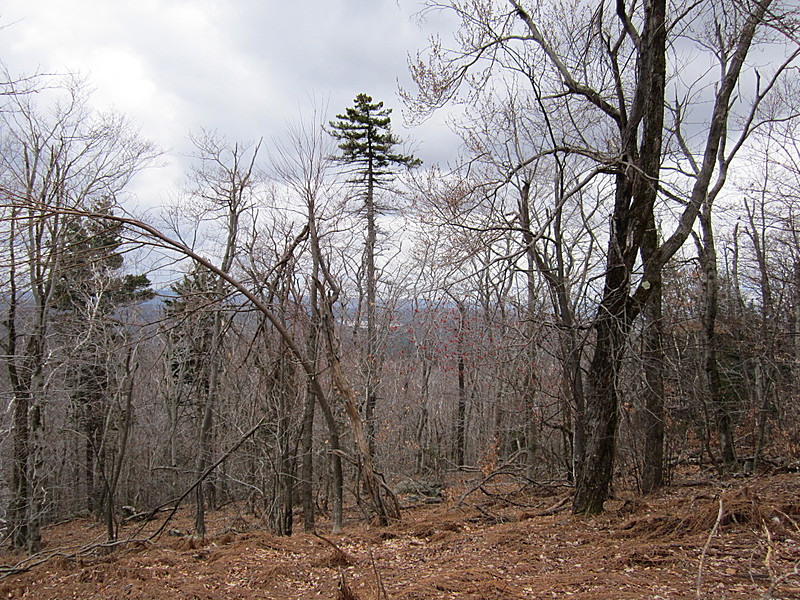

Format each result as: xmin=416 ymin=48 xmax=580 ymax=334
xmin=0 ymin=537 xmax=152 ymax=580
xmin=537 ymin=495 xmax=571 ymax=516
xmin=313 ymin=531 xmax=354 ymax=566
xmin=139 ymin=416 xmax=267 ymax=541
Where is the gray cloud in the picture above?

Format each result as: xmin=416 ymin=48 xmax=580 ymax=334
xmin=1 ymin=0 xmax=460 ymax=205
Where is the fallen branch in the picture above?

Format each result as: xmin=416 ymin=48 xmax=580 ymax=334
xmin=0 ymin=536 xmax=152 ymax=580
xmin=313 ymin=531 xmax=354 ymax=566
xmin=453 ymin=465 xmax=564 ymax=509
xmin=537 ymin=495 xmax=571 ymax=516
xmin=696 ymin=496 xmax=724 ymax=598
xmin=138 ymin=416 xmax=267 ymax=542
xmin=472 ymin=504 xmax=509 ymax=524
xmin=455 ymin=471 xmax=517 ymax=508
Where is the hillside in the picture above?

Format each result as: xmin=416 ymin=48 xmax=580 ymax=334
xmin=0 ymin=472 xmax=798 ymax=599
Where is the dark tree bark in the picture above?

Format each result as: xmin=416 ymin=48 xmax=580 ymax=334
xmin=573 ymin=0 xmax=668 ymax=513
xmin=640 ymin=224 xmax=666 ymax=494
xmin=517 ymin=181 xmax=542 ymax=478
xmin=456 ymin=305 xmax=467 ymax=468
xmin=272 ymin=345 xmax=295 ymax=537
xmin=300 ymin=262 xmax=320 ymax=533
xmin=697 ymin=208 xmax=737 ymax=471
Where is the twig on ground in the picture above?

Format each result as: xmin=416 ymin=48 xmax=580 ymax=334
xmin=696 ymin=496 xmax=724 ymax=599
xmin=477 ymin=484 xmax=535 ymax=508
xmin=455 ymin=471 xmax=515 ymax=507
xmin=313 ymin=531 xmax=353 ymax=566
xmin=337 ymin=568 xmax=360 ymax=600
xmin=368 ymin=546 xmax=389 ymax=600
xmin=454 ymin=466 xmax=564 ymax=508
xmin=473 ymin=504 xmax=508 ymax=524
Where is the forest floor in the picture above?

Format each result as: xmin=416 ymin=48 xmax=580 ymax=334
xmin=0 ymin=470 xmax=799 ymax=599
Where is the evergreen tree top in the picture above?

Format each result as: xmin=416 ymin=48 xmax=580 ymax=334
xmin=54 ymin=202 xmax=154 ymax=313
xmin=328 ymin=94 xmax=420 ymax=183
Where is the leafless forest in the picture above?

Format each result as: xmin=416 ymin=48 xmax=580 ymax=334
xmin=1 ymin=0 xmax=800 ymax=566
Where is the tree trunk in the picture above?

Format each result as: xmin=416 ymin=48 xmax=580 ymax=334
xmin=8 ymin=310 xmax=48 ymax=553
xmin=415 ymin=359 xmax=431 ymax=474
xmin=520 ymin=174 xmax=585 ymax=482
xmin=103 ymin=350 xmax=137 ymax=542
xmin=640 ymin=280 xmax=666 ymax=493
xmin=752 ymin=358 xmax=771 ymax=472
xmin=574 ymin=309 xmax=625 ymax=514
xmin=325 ymin=321 xmax=399 ymax=525
xmin=454 ymin=300 xmax=467 ymax=468
xmin=194 ymin=272 xmax=229 ymax=539
xmin=514 ymin=180 xmax=542 ymax=477
xmin=10 ymin=389 xmax=33 ymax=550
xmin=315 ymin=220 xmax=398 ymax=524
xmin=455 ymin=354 xmax=467 ymax=467
xmin=299 ymin=381 xmax=316 ymax=533
xmin=364 ymin=162 xmax=379 ymax=460
xmin=641 ymin=212 xmax=666 ymax=494
xmin=573 ymin=0 xmax=668 ymax=513
xmin=794 ymin=262 xmax=800 ymax=398
xmin=698 ymin=211 xmax=737 ymax=471
xmin=273 ymin=376 xmax=294 ymax=536
xmin=300 ymin=251 xmax=321 ymax=533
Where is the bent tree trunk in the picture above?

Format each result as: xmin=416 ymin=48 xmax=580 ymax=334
xmin=322 ymin=303 xmax=399 ymax=526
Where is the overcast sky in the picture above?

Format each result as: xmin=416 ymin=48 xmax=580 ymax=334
xmin=1 ymin=0 xmax=459 ymax=206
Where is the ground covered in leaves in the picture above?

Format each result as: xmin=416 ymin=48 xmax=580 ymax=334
xmin=1 ymin=472 xmax=799 ymax=599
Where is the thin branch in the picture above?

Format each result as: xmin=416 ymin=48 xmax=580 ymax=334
xmin=696 ymin=496 xmax=724 ymax=599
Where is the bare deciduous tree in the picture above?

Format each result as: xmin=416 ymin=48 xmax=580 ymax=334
xmin=0 ymin=76 xmax=156 ymax=550
xmin=406 ymin=0 xmax=798 ymax=512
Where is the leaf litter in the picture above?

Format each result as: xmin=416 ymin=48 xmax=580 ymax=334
xmin=0 ymin=472 xmax=798 ymax=599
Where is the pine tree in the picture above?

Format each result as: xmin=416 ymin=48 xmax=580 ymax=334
xmin=55 ymin=201 xmax=153 ymax=518
xmin=55 ymin=199 xmax=154 ymax=313
xmin=163 ymin=267 xmax=216 ymax=391
xmin=329 ymin=94 xmax=420 ymax=458
xmin=329 ymin=94 xmax=421 ymax=192
xmin=160 ymin=267 xmax=217 ymax=501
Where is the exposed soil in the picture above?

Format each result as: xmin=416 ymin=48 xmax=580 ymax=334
xmin=1 ymin=472 xmax=799 ymax=599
